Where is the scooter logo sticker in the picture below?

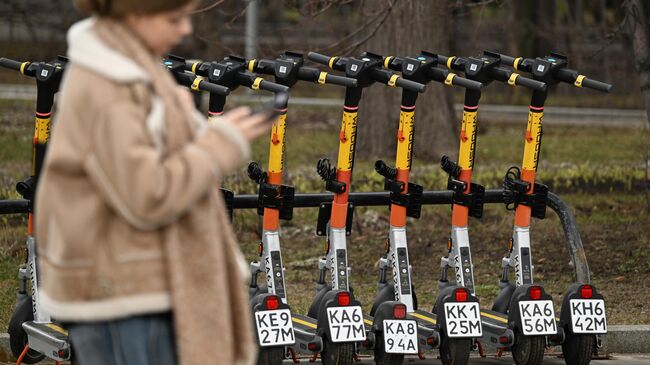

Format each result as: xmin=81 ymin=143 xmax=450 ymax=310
xmin=279 ymin=66 xmax=287 ymax=74
xmin=40 ymin=69 xmax=49 ymax=77
xmin=469 ymin=64 xmax=478 ymax=71
xmin=458 ymin=111 xmax=477 ymax=170
xmin=395 ymin=110 xmax=414 ymax=170
xmin=522 ymin=111 xmax=543 ymax=171
xmin=268 ymin=114 xmax=287 ymax=173
xmin=350 ymin=64 xmax=358 ymax=72
xmin=34 ymin=117 xmax=51 ymax=144
xmin=537 ymin=65 xmax=545 ymax=72
xmin=212 ymin=69 xmax=221 ymax=77
xmin=406 ymin=63 xmax=415 ymax=71
xmin=337 ymin=111 xmax=358 ymax=171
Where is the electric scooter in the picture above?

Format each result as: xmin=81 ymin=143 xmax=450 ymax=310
xmin=491 ymin=51 xmax=611 ymax=365
xmin=372 ymin=51 xmax=484 ymax=365
xmin=168 ymin=54 xmax=301 ymax=365
xmin=306 ymin=51 xmax=426 ymax=365
xmin=1 ymin=56 xmax=71 ymax=365
xmin=245 ymin=51 xmax=359 ymax=363
xmin=438 ymin=51 xmax=557 ymax=365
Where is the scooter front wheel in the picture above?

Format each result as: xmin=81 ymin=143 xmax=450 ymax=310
xmin=8 ymin=297 xmax=45 ymax=364
xmin=561 ymin=334 xmax=595 ymax=365
xmin=373 ymin=332 xmax=404 ymax=365
xmin=321 ymin=337 xmax=354 ymax=365
xmin=256 ymin=346 xmax=284 ymax=365
xmin=438 ymin=336 xmax=471 ymax=365
xmin=512 ymin=335 xmax=545 ymax=365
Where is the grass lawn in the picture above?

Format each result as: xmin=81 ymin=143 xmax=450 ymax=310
xmin=0 ymin=99 xmax=649 ymax=330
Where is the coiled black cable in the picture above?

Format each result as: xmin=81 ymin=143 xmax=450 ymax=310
xmin=503 ymin=166 xmax=521 ymax=211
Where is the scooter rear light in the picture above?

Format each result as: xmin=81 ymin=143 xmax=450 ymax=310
xmin=580 ymin=285 xmax=593 ymax=299
xmin=393 ymin=304 xmax=407 ymax=319
xmin=337 ymin=292 xmax=350 ymax=306
xmin=455 ymin=288 xmax=468 ymax=302
xmin=529 ymin=286 xmax=542 ymax=300
xmin=307 ymin=342 xmax=319 ymax=351
xmin=426 ymin=336 xmax=438 ymax=347
xmin=265 ymin=295 xmax=280 ymax=310
xmin=498 ymin=335 xmax=511 ymax=345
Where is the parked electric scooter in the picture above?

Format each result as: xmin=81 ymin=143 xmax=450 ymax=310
xmin=1 ymin=56 xmax=70 ymax=364
xmin=245 ymin=51 xmax=358 ymax=363
xmin=492 ymin=51 xmax=611 ymax=365
xmin=373 ymin=51 xmax=484 ymax=365
xmin=438 ymin=51 xmax=555 ymax=365
xmin=306 ymin=51 xmax=426 ymax=365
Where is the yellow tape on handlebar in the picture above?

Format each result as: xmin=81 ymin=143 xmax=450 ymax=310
xmin=20 ymin=62 xmax=29 ymax=75
xmin=248 ymin=59 xmax=256 ymax=73
xmin=383 ymin=56 xmax=393 ymax=69
xmin=252 ymin=77 xmax=264 ymax=90
xmin=191 ymin=62 xmax=200 ymax=74
xmin=444 ymin=73 xmax=455 ymax=86
xmin=513 ymin=57 xmax=523 ymax=70
xmin=328 ymin=56 xmax=338 ymax=70
xmin=388 ymin=74 xmax=399 ymax=87
xmin=191 ymin=77 xmax=201 ymax=91
xmin=507 ymin=73 xmax=519 ymax=86
xmin=574 ymin=75 xmax=586 ymax=88
xmin=318 ymin=72 xmax=327 ymax=84
xmin=446 ymin=56 xmax=456 ymax=70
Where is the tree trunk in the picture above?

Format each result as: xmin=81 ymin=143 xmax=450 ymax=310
xmin=623 ymin=0 xmax=650 ymax=129
xmin=357 ymin=0 xmax=456 ymax=162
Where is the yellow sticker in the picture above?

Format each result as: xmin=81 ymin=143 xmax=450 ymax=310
xmin=268 ymin=113 xmax=287 ymax=173
xmin=522 ymin=111 xmax=543 ymax=171
xmin=458 ymin=111 xmax=477 ymax=170
xmin=395 ymin=110 xmax=415 ymax=170
xmin=336 ymin=111 xmax=358 ymax=171
xmin=35 ymin=117 xmax=51 ymax=144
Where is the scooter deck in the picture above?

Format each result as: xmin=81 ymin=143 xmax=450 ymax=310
xmin=407 ymin=310 xmax=438 ymax=328
xmin=22 ymin=321 xmax=71 ymax=361
xmin=292 ymin=313 xmax=317 ymax=332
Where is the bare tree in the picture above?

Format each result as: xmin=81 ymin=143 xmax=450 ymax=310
xmin=623 ymin=0 xmax=650 ymax=128
xmin=357 ymin=0 xmax=457 ymax=161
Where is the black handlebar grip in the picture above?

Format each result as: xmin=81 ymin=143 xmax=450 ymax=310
xmin=307 ymin=52 xmax=333 ymax=67
xmin=497 ymin=53 xmax=517 ymax=66
xmin=325 ymin=74 xmax=357 ymax=88
xmin=437 ymin=54 xmax=451 ymax=68
xmin=581 ymin=78 xmax=613 ymax=93
xmin=395 ymin=77 xmax=426 ymax=93
xmin=0 ymin=58 xmax=24 ymax=71
xmin=259 ymin=80 xmax=290 ymax=93
xmin=197 ymin=79 xmax=230 ymax=96
xmin=514 ymin=75 xmax=547 ymax=92
xmin=451 ymin=76 xmax=483 ymax=91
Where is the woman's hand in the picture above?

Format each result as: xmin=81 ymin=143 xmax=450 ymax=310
xmin=220 ymin=107 xmax=273 ymax=142
xmin=176 ymin=86 xmax=196 ymax=112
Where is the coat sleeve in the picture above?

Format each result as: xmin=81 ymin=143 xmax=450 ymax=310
xmin=83 ymin=101 xmax=249 ymax=231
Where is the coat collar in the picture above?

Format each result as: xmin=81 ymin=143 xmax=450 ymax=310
xmin=67 ymin=17 xmax=150 ymax=83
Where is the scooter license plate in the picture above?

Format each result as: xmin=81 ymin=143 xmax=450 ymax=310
xmin=518 ymin=300 xmax=557 ymax=335
xmin=382 ymin=320 xmax=418 ymax=354
xmin=255 ymin=309 xmax=295 ymax=347
xmin=326 ymin=306 xmax=366 ymax=343
xmin=569 ymin=299 xmax=607 ymax=334
xmin=443 ymin=302 xmax=483 ymax=338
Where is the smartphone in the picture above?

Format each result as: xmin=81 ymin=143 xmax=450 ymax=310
xmin=250 ymin=91 xmax=289 ymax=123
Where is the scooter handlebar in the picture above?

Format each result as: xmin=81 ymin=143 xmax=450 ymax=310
xmin=0 ymin=57 xmax=24 ymax=72
xmin=307 ymin=52 xmax=334 ymax=67
xmin=512 ymin=74 xmax=547 ymax=92
xmin=257 ymin=79 xmax=290 ymax=93
xmin=324 ymin=73 xmax=357 ymax=88
xmin=556 ymin=68 xmax=612 ymax=93
xmin=395 ymin=77 xmax=427 ymax=93
xmin=447 ymin=73 xmax=483 ymax=91
xmin=581 ymin=77 xmax=613 ymax=93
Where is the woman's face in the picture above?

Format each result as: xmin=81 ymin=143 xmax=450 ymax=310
xmin=124 ymin=3 xmax=194 ymax=57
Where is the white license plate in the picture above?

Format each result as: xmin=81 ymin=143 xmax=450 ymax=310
xmin=569 ymin=299 xmax=607 ymax=334
xmin=255 ymin=309 xmax=295 ymax=347
xmin=518 ymin=300 xmax=557 ymax=335
xmin=382 ymin=320 xmax=418 ymax=354
xmin=326 ymin=306 xmax=366 ymax=343
xmin=443 ymin=302 xmax=482 ymax=338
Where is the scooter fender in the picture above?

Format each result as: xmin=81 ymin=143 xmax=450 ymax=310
xmin=506 ymin=284 xmax=560 ymax=339
xmin=371 ymin=301 xmax=404 ymax=332
xmin=433 ymin=286 xmax=480 ymax=335
xmin=316 ymin=290 xmax=363 ymax=340
xmin=251 ymin=292 xmax=291 ymax=313
xmin=559 ymin=283 xmax=606 ymax=335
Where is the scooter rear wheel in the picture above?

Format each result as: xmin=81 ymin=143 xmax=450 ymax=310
xmin=561 ymin=334 xmax=595 ymax=365
xmin=8 ymin=296 xmax=45 ymax=364
xmin=439 ymin=336 xmax=471 ymax=365
xmin=373 ymin=332 xmax=404 ymax=365
xmin=321 ymin=337 xmax=354 ymax=365
xmin=256 ymin=346 xmax=284 ymax=365
xmin=512 ymin=335 xmax=545 ymax=365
